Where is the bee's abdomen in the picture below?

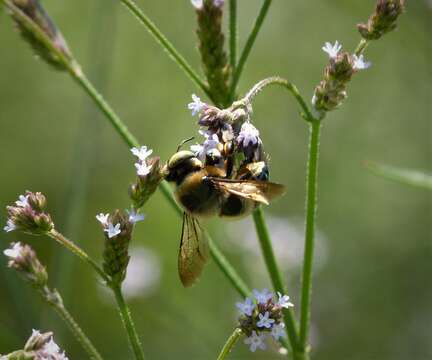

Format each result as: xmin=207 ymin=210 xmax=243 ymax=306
xmin=176 ymin=172 xmax=220 ymax=217
xmin=219 ymin=195 xmax=255 ymax=219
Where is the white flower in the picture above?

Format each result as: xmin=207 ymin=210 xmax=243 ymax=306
xmin=256 ymin=311 xmax=275 ymax=329
xmin=96 ymin=213 xmax=110 ymax=226
xmin=127 ymin=209 xmax=145 ymax=224
xmin=253 ymin=288 xmax=273 ymax=304
xmin=352 ymin=54 xmax=371 ymax=70
xmin=271 ymin=323 xmax=286 ymax=340
xmin=190 ymin=130 xmax=220 ymax=160
xmin=15 ymin=194 xmax=29 ymax=207
xmin=276 ymin=292 xmax=294 ymax=309
xmin=244 ymin=331 xmax=266 ymax=352
xmin=191 ymin=0 xmax=203 ymax=9
xmin=187 ymin=94 xmax=205 ymax=116
xmin=3 ymin=219 xmax=16 ymax=233
xmin=104 ymin=223 xmax=121 ymax=238
xmin=31 ymin=329 xmax=41 ymax=337
xmin=236 ymin=297 xmax=255 ymax=316
xmin=135 ymin=162 xmax=152 ymax=177
xmin=322 ymin=41 xmax=342 ymax=59
xmin=3 ymin=242 xmax=23 ymax=259
xmin=131 ymin=146 xmax=153 ymax=161
xmin=237 ymin=122 xmax=261 ymax=148
xmin=41 ymin=338 xmax=69 ymax=360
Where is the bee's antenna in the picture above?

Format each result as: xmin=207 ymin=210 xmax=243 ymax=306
xmin=177 ymin=137 xmax=195 ymax=152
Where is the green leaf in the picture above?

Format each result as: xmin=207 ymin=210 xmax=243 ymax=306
xmin=366 ymin=162 xmax=432 ymax=190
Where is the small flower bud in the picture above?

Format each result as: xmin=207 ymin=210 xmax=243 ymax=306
xmin=4 ymin=191 xmax=54 ymax=235
xmin=100 ymin=210 xmax=133 ymax=284
xmin=24 ymin=329 xmax=53 ymax=352
xmin=6 ymin=0 xmax=73 ymax=70
xmin=3 ymin=242 xmax=48 ymax=288
xmin=357 ymin=0 xmax=405 ymax=40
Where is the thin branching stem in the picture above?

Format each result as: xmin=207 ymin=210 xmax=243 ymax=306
xmin=243 ymin=76 xmax=315 ymax=122
xmin=252 ymin=209 xmax=301 ymax=354
xmin=111 ymin=284 xmax=146 ymax=360
xmin=216 ymin=328 xmax=242 ymax=360
xmin=299 ymin=120 xmax=322 ymax=356
xmin=47 ymin=296 xmax=103 ymax=360
xmin=48 ymin=230 xmax=110 ymax=283
xmin=230 ymin=0 xmax=272 ymax=99
xmin=118 ymin=0 xmax=215 ymax=102
xmin=229 ymin=0 xmax=237 ymax=72
xmin=354 ymin=38 xmax=369 ymax=56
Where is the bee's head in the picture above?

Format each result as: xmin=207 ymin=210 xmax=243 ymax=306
xmin=162 ymin=150 xmax=203 ymax=184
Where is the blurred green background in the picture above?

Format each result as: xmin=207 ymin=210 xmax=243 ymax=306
xmin=0 ymin=1 xmax=431 ymax=359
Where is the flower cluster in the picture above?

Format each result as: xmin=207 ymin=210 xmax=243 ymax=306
xmin=236 ymin=289 xmax=294 ymax=352
xmin=4 ymin=191 xmax=54 ymax=235
xmin=187 ymin=94 xmax=265 ymax=167
xmin=312 ymin=41 xmax=371 ymax=115
xmin=129 ymin=145 xmax=163 ymax=209
xmin=3 ymin=242 xmax=48 ymax=289
xmin=97 ymin=210 xmax=143 ymax=284
xmin=7 ymin=0 xmax=72 ymax=71
xmin=357 ymin=0 xmax=405 ymax=40
xmin=23 ymin=329 xmax=68 ymax=360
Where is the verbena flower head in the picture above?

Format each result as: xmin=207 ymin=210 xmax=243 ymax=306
xmin=3 ymin=242 xmax=48 ymax=289
xmin=236 ymin=289 xmax=294 ymax=352
xmin=358 ymin=0 xmax=406 ymax=40
xmin=237 ymin=121 xmax=261 ymax=148
xmin=5 ymin=191 xmax=54 ymax=235
xmin=100 ymin=210 xmax=134 ymax=284
xmin=23 ymin=329 xmax=68 ymax=360
xmin=129 ymin=146 xmax=162 ymax=209
xmin=322 ymin=40 xmax=342 ymax=59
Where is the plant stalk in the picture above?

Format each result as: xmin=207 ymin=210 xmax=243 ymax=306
xmin=216 ymin=328 xmax=242 ymax=360
xmin=111 ymin=284 xmax=145 ymax=360
xmin=229 ymin=0 xmax=237 ymax=72
xmin=230 ymin=0 xmax=272 ymax=99
xmin=299 ymin=120 xmax=322 ymax=356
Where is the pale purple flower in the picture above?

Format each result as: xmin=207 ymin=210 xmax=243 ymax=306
xmin=188 ymin=94 xmax=205 ymax=116
xmin=271 ymin=323 xmax=286 ymax=340
xmin=191 ymin=0 xmax=203 ymax=9
xmin=131 ymin=146 xmax=153 ymax=161
xmin=127 ymin=209 xmax=145 ymax=224
xmin=135 ymin=162 xmax=152 ymax=177
xmin=236 ymin=297 xmax=255 ymax=316
xmin=3 ymin=219 xmax=16 ymax=233
xmin=96 ymin=213 xmax=110 ymax=226
xmin=276 ymin=292 xmax=294 ymax=309
xmin=15 ymin=194 xmax=29 ymax=207
xmin=190 ymin=130 xmax=220 ymax=160
xmin=41 ymin=338 xmax=69 ymax=360
xmin=237 ymin=122 xmax=261 ymax=148
xmin=253 ymin=288 xmax=273 ymax=304
xmin=3 ymin=242 xmax=24 ymax=259
xmin=256 ymin=311 xmax=275 ymax=329
xmin=352 ymin=54 xmax=371 ymax=70
xmin=213 ymin=0 xmax=224 ymax=7
xmin=322 ymin=41 xmax=342 ymax=59
xmin=105 ymin=223 xmax=121 ymax=238
xmin=244 ymin=331 xmax=266 ymax=352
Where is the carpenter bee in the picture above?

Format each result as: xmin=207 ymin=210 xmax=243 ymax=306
xmin=162 ymin=149 xmax=285 ymax=287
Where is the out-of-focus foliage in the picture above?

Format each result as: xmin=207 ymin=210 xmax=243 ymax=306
xmin=0 ymin=1 xmax=430 ymax=359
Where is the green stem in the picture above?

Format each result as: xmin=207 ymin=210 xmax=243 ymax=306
xmin=299 ymin=120 xmax=322 ymax=355
xmin=216 ymin=328 xmax=242 ymax=360
xmin=230 ymin=0 xmax=272 ymax=99
xmin=47 ymin=294 xmax=103 ymax=360
xmin=354 ymin=38 xmax=369 ymax=56
xmin=252 ymin=208 xmax=300 ymax=354
xmin=119 ymin=0 xmax=214 ymax=102
xmin=243 ymin=76 xmax=315 ymax=122
xmin=229 ymin=0 xmax=237 ymax=72
xmin=111 ymin=285 xmax=145 ymax=360
xmin=48 ymin=230 xmax=110 ymax=283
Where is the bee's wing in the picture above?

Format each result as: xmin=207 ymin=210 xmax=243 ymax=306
xmin=178 ymin=212 xmax=209 ymax=287
xmin=208 ymin=177 xmax=285 ymax=205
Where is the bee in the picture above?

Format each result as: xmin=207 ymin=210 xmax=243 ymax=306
xmin=162 ymin=148 xmax=285 ymax=287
